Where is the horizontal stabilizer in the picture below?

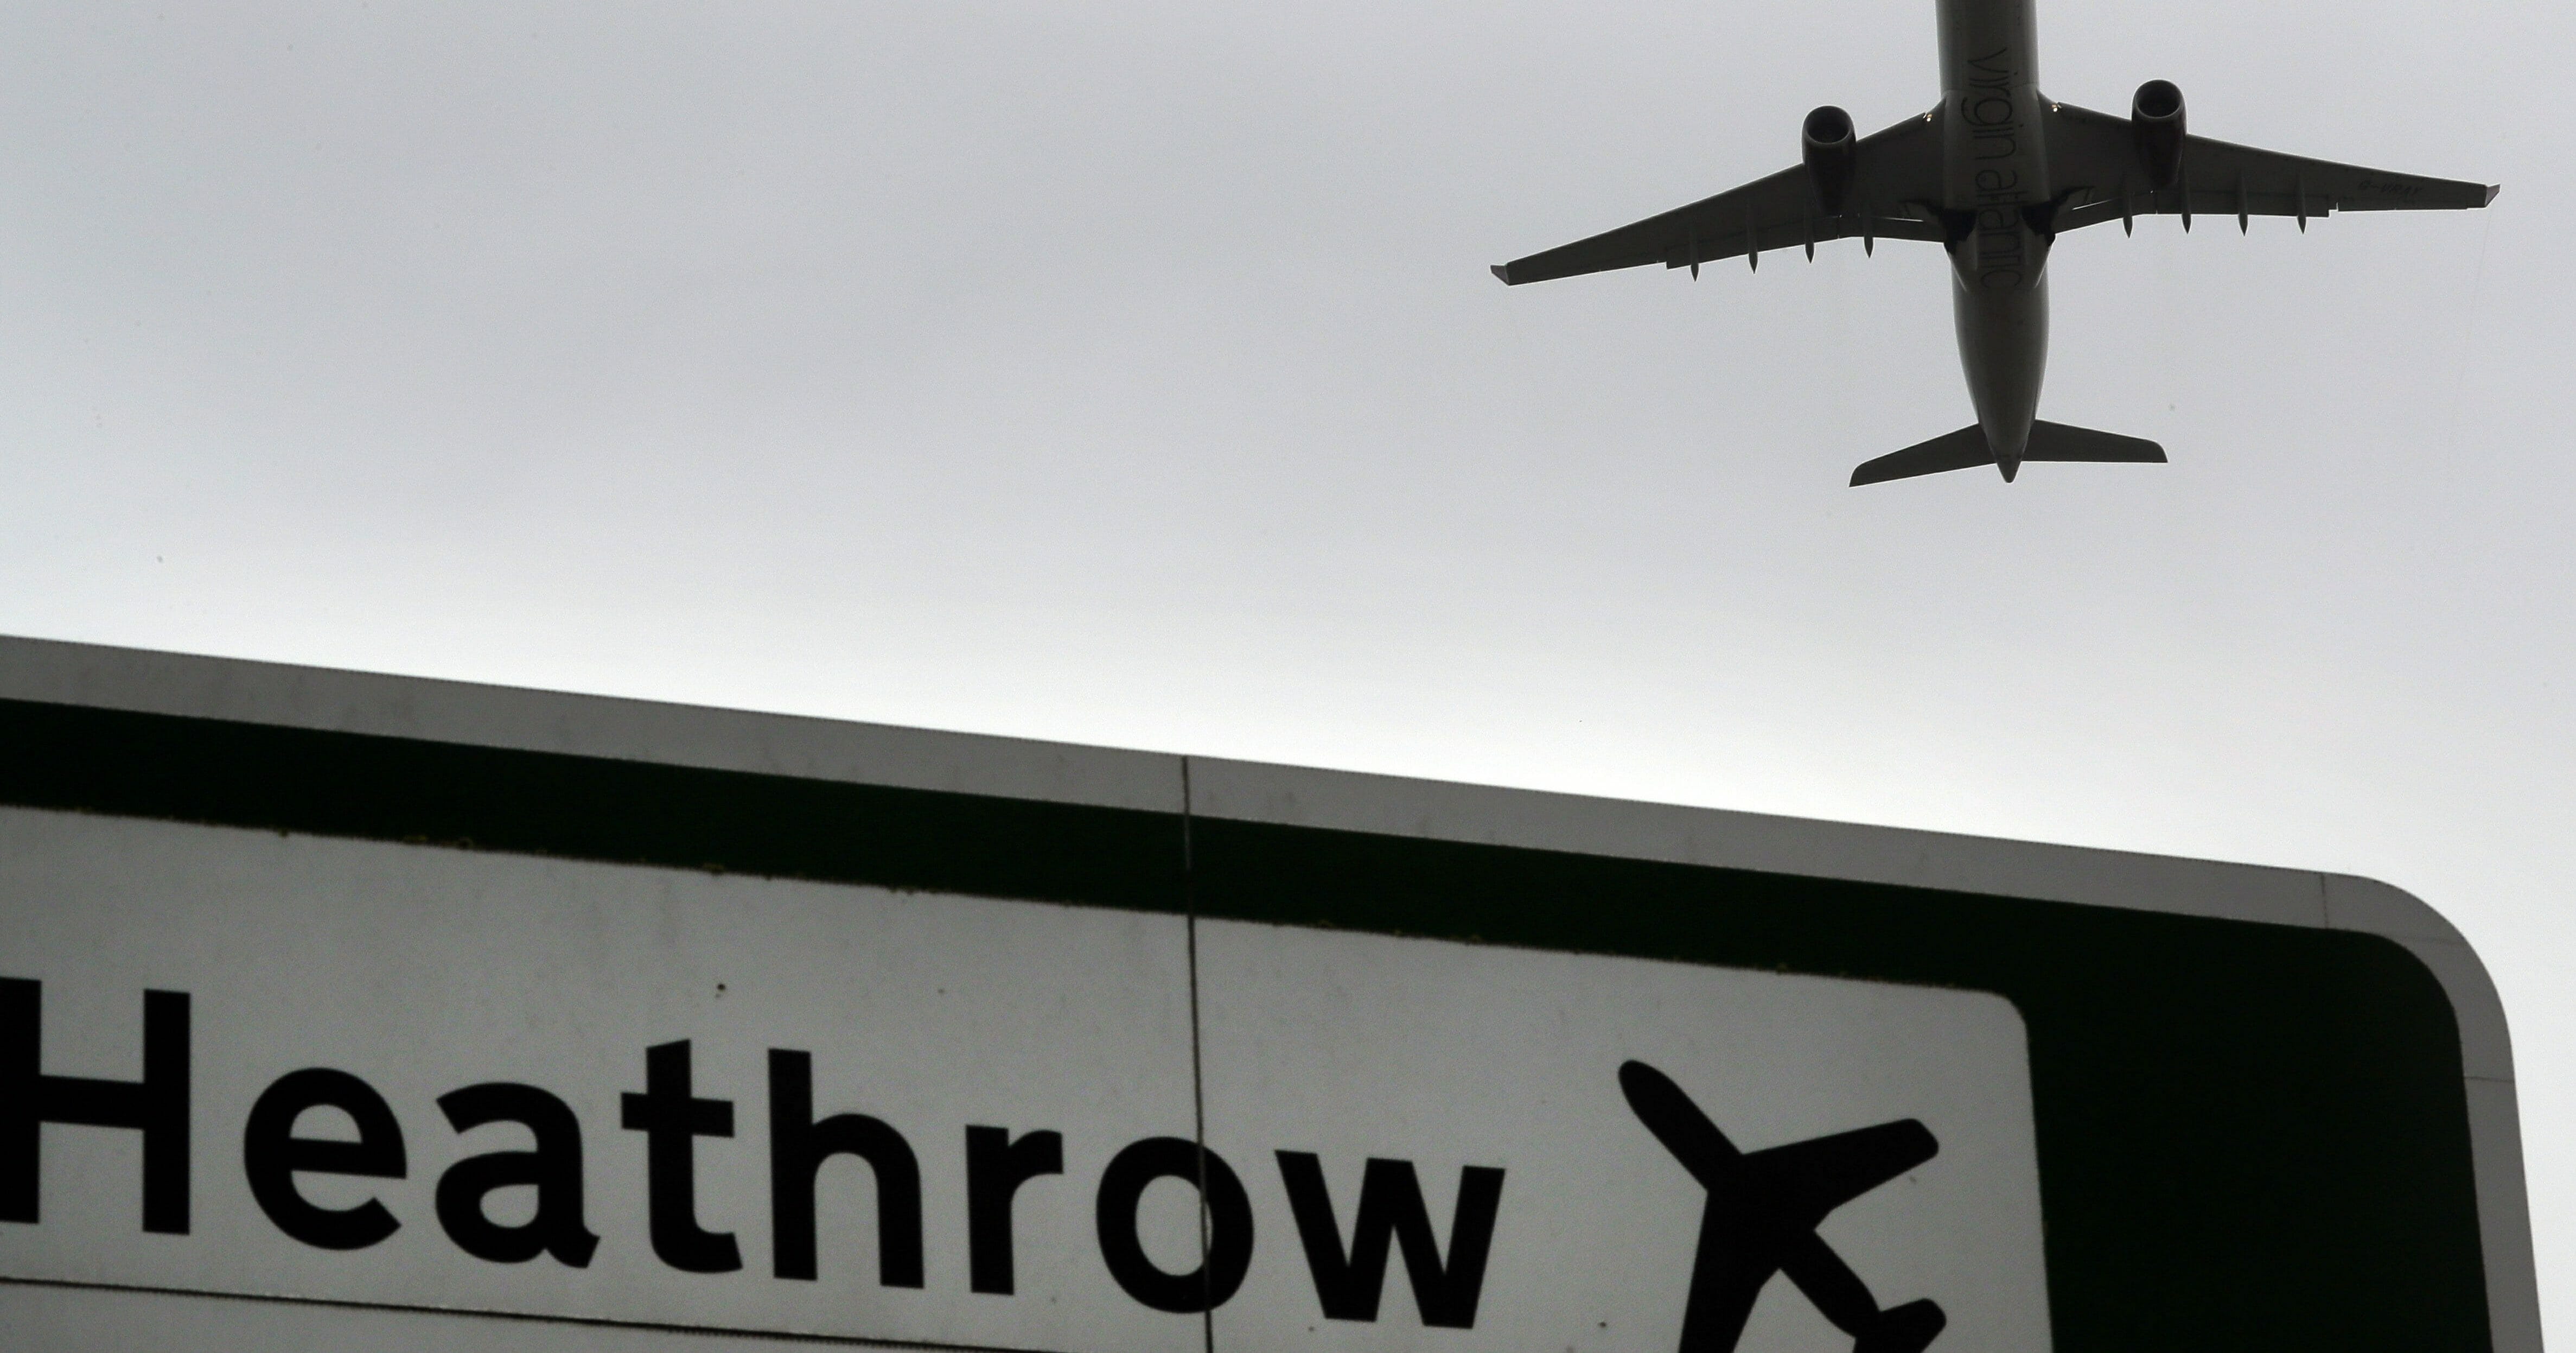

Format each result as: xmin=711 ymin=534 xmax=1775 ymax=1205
xmin=1851 ymin=421 xmax=2165 ymax=486
xmin=2023 ymin=421 xmax=2167 ymax=464
xmin=1849 ymin=425 xmax=1990 ymax=486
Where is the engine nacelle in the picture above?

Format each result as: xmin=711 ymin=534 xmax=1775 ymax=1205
xmin=1802 ymin=105 xmax=1857 ymax=212
xmin=2130 ymin=80 xmax=2186 ymax=188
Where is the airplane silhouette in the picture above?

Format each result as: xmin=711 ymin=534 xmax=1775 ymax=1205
xmin=1492 ymin=0 xmax=2496 ymax=486
xmin=1619 ymin=1060 xmax=1947 ymax=1353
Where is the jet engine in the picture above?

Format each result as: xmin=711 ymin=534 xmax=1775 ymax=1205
xmin=2130 ymin=80 xmax=2186 ymax=188
xmin=1802 ymin=105 xmax=1856 ymax=212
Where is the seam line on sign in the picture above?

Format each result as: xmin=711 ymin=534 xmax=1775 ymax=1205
xmin=1182 ymin=755 xmax=1214 ymax=1353
xmin=0 ymin=1277 xmax=1063 ymax=1351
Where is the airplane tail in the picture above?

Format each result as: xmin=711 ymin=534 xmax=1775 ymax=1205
xmin=1852 ymin=1298 xmax=1948 ymax=1353
xmin=1849 ymin=421 xmax=2166 ymax=486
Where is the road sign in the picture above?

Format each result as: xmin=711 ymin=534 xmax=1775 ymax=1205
xmin=0 ymin=636 xmax=2534 ymax=1353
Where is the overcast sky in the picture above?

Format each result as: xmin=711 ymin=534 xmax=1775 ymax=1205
xmin=3 ymin=0 xmax=2566 ymax=1334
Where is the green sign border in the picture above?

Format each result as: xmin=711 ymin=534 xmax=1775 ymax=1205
xmin=0 ymin=693 xmax=2491 ymax=1352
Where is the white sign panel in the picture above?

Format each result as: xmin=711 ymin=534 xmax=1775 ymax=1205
xmin=0 ymin=806 xmax=2049 ymax=1352
xmin=1197 ymin=924 xmax=2050 ymax=1353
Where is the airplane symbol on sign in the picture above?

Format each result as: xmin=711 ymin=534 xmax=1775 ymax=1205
xmin=1619 ymin=1061 xmax=1947 ymax=1353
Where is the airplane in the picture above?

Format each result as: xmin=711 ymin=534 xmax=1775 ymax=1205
xmin=1619 ymin=1060 xmax=1947 ymax=1353
xmin=1490 ymin=0 xmax=2498 ymax=486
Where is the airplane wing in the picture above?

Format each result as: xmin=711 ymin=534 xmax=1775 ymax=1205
xmin=1742 ymin=1119 xmax=1940 ymax=1231
xmin=2045 ymin=102 xmax=2497 ymax=233
xmin=1491 ymin=111 xmax=1947 ymax=285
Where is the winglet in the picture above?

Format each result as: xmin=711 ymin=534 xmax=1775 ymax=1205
xmin=2485 ymin=184 xmax=2503 ymax=206
xmin=1489 ymin=263 xmax=1515 ymax=284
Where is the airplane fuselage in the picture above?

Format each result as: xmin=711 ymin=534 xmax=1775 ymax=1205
xmin=1938 ymin=0 xmax=2051 ymax=470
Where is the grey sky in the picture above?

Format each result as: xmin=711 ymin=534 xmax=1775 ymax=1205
xmin=2 ymin=0 xmax=2565 ymax=1332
